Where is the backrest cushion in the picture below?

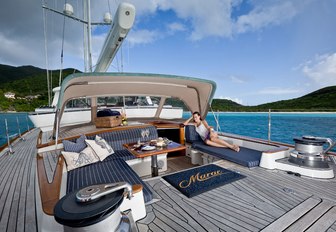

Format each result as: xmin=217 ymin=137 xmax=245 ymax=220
xmin=85 ymin=135 xmax=114 ymax=161
xmin=62 ymin=146 xmax=99 ymax=171
xmin=62 ymin=134 xmax=87 ymax=152
xmin=87 ymin=125 xmax=158 ymax=151
xmin=185 ymin=125 xmax=203 ymax=143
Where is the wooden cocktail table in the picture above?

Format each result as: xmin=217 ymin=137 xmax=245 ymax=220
xmin=124 ymin=141 xmax=186 ymax=177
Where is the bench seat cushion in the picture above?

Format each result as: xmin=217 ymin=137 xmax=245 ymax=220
xmin=86 ymin=125 xmax=158 ymax=151
xmin=104 ymin=150 xmax=137 ymax=162
xmin=66 ymin=158 xmax=153 ymax=203
xmin=192 ymin=141 xmax=262 ymax=168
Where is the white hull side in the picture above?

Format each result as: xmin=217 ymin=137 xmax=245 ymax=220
xmin=29 ymin=110 xmax=92 ymax=132
xmin=29 ymin=107 xmax=183 ymax=132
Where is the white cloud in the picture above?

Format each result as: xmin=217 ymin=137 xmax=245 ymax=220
xmin=229 ymin=75 xmax=246 ymax=84
xmin=167 ymin=22 xmax=187 ymax=34
xmin=127 ymin=29 xmax=160 ymax=46
xmin=156 ymin=0 xmax=233 ymax=40
xmin=301 ymin=53 xmax=336 ymax=86
xmin=234 ymin=1 xmax=297 ymax=34
xmin=131 ymin=0 xmax=304 ymax=40
xmin=257 ymin=87 xmax=302 ymax=95
xmin=218 ymin=96 xmax=243 ymax=104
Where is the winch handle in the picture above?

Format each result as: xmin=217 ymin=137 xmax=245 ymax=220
xmin=312 ymin=136 xmax=336 ymax=154
xmin=76 ymin=182 xmax=133 ymax=203
xmin=323 ymin=139 xmax=336 ymax=154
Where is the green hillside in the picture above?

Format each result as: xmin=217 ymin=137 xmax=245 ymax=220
xmin=254 ymin=86 xmax=336 ymax=111
xmin=0 ymin=64 xmax=79 ymax=111
xmin=211 ymin=86 xmax=336 ymax=112
xmin=0 ymin=64 xmax=45 ymax=83
xmin=0 ymin=64 xmax=336 ymax=112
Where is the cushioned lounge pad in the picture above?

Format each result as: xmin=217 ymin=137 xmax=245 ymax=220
xmin=86 ymin=125 xmax=158 ymax=151
xmin=192 ymin=142 xmax=262 ymax=168
xmin=163 ymin=164 xmax=245 ymax=198
xmin=104 ymin=150 xmax=137 ymax=162
xmin=67 ymin=158 xmax=152 ymax=203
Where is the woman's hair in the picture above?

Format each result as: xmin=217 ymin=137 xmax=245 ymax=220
xmin=193 ymin=111 xmax=203 ymax=120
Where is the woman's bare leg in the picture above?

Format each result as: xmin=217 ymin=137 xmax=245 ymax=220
xmin=209 ymin=136 xmax=240 ymax=152
xmin=205 ymin=139 xmax=227 ymax=147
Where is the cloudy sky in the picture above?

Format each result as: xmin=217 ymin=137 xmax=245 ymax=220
xmin=1 ymin=0 xmax=336 ymax=105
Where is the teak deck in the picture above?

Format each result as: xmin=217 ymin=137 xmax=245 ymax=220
xmin=1 ymin=129 xmax=336 ymax=231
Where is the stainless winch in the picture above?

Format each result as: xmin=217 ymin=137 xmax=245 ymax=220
xmin=289 ymin=136 xmax=336 ymax=168
xmin=54 ymin=182 xmax=133 ymax=232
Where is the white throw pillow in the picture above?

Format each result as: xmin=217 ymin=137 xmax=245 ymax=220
xmin=62 ymin=146 xmax=100 ymax=171
xmin=85 ymin=135 xmax=114 ymax=161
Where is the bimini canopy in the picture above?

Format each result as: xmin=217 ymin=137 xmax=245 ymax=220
xmin=53 ymin=72 xmax=216 ymax=136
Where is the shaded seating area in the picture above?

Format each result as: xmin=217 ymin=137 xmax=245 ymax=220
xmin=185 ymin=125 xmax=262 ymax=168
xmin=63 ymin=125 xmax=159 ymax=203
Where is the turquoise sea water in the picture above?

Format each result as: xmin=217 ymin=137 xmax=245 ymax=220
xmin=1 ymin=112 xmax=336 ymax=149
xmin=0 ymin=113 xmax=34 ymax=147
xmin=184 ymin=112 xmax=336 ymax=146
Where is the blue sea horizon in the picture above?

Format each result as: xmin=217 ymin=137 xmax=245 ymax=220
xmin=183 ymin=112 xmax=336 ymax=148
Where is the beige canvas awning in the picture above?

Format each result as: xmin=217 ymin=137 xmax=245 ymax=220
xmin=53 ymin=72 xmax=216 ymax=138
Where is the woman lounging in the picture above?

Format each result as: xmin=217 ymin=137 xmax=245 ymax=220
xmin=184 ymin=112 xmax=240 ymax=152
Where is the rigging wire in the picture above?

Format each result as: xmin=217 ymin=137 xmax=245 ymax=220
xmin=42 ymin=0 xmax=51 ymax=106
xmin=209 ymin=104 xmax=222 ymax=132
xmin=59 ymin=0 xmax=67 ymax=86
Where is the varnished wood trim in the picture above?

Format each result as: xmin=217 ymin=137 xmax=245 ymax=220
xmin=132 ymin=184 xmax=143 ymax=194
xmin=37 ymin=153 xmax=64 ymax=216
xmin=124 ymin=142 xmax=186 ymax=158
xmin=179 ymin=127 xmax=185 ymax=145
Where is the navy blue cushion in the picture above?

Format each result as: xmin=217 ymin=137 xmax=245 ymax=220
xmin=62 ymin=134 xmax=87 ymax=152
xmin=192 ymin=142 xmax=262 ymax=168
xmin=104 ymin=150 xmax=137 ymax=162
xmin=67 ymin=158 xmax=153 ymax=203
xmin=185 ymin=125 xmax=203 ymax=143
xmin=97 ymin=109 xmax=121 ymax=117
xmin=86 ymin=126 xmax=158 ymax=151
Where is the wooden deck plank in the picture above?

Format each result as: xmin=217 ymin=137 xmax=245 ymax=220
xmin=260 ymin=197 xmax=322 ymax=232
xmin=153 ymin=209 xmax=190 ymax=232
xmin=157 ymin=185 xmax=220 ymax=232
xmin=285 ymin=199 xmax=336 ymax=232
xmin=25 ymin=146 xmax=38 ymax=232
xmin=231 ymin=176 xmax=301 ymax=212
xmin=195 ymin=191 xmax=272 ymax=226
xmin=190 ymin=194 xmax=267 ymax=231
xmin=327 ymin=222 xmax=336 ymax=232
xmin=8 ymin=142 xmax=35 ymax=232
xmin=0 ymin=147 xmax=23 ymax=231
xmin=0 ymin=129 xmax=39 ymax=232
xmin=152 ymin=187 xmax=209 ymax=231
xmin=204 ymin=187 xmax=276 ymax=221
xmin=306 ymin=206 xmax=336 ymax=232
xmin=222 ymin=183 xmax=286 ymax=218
xmin=238 ymin=174 xmax=305 ymax=210
xmin=245 ymin=165 xmax=336 ymax=201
